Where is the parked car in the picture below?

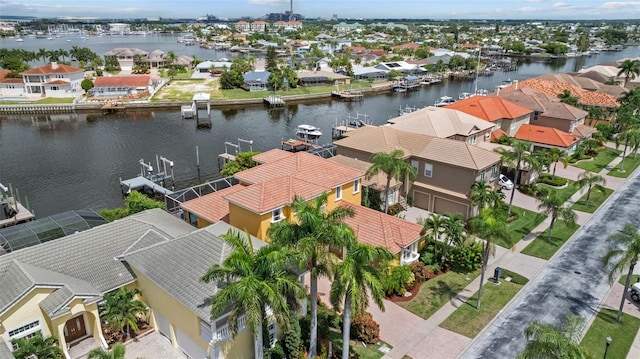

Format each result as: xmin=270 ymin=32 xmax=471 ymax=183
xmin=631 ymin=282 xmax=640 ymax=302
xmin=498 ymin=174 xmax=514 ymax=190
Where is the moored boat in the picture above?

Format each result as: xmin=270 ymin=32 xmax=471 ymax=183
xmin=295 ymin=124 xmax=322 ymax=141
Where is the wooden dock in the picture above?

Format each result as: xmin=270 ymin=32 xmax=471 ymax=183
xmin=331 ymin=89 xmax=364 ymax=101
xmin=264 ymin=95 xmax=285 ymax=107
xmin=281 ymin=139 xmax=320 ymax=152
xmin=0 ymin=197 xmax=36 ymax=228
xmin=101 ymin=103 xmax=126 ymax=114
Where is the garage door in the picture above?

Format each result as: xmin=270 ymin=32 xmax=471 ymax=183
xmin=155 ymin=311 xmax=171 ymax=340
xmin=176 ymin=328 xmax=207 ymax=359
xmin=413 ymin=191 xmax=431 ymax=211
xmin=433 ymin=197 xmax=468 ymax=219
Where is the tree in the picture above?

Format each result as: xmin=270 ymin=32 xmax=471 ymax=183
xmin=603 ymin=224 xmax=640 ymax=323
xmin=558 ymin=89 xmax=580 ymax=107
xmin=365 ymin=149 xmax=417 ymax=214
xmin=537 ymin=188 xmax=577 ymax=243
xmin=267 ymin=193 xmax=355 ymax=359
xmin=266 ymin=46 xmax=278 ymax=72
xmin=100 ymin=190 xmax=165 ymax=222
xmin=587 ymin=106 xmax=606 ymax=126
xmin=164 ymin=50 xmax=177 ymax=69
xmin=470 ymin=181 xmax=492 ymax=213
xmin=441 ymin=213 xmax=467 ymax=264
xmin=576 ymin=34 xmax=590 ymax=53
xmin=100 ymin=287 xmax=147 ymax=339
xmin=548 ymin=148 xmax=569 ymax=179
xmin=81 ymin=78 xmax=94 ymax=94
xmin=495 ymin=139 xmax=535 ymax=217
xmin=219 ymin=69 xmax=244 ymax=89
xmin=576 ymin=171 xmax=606 ymax=207
xmin=268 ymin=70 xmax=284 ymax=92
xmin=201 ymin=230 xmax=305 ymax=355
xmin=617 ymin=59 xmax=640 ymax=88
xmin=418 ymin=213 xmax=445 ymax=261
xmin=518 ymin=315 xmax=591 ymax=359
xmin=615 ymin=128 xmax=640 ymax=172
xmin=220 ymin=151 xmax=261 ymax=176
xmin=87 ymin=343 xmax=126 ymax=359
xmin=10 ymin=333 xmax=64 ymax=359
xmin=510 ymin=41 xmax=526 ymax=53
xmin=330 ymin=242 xmax=393 ymax=359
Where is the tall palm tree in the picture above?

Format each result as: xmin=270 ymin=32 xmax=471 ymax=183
xmin=330 ymin=242 xmax=393 ymax=359
xmin=267 ymin=193 xmax=354 ymax=359
xmin=441 ymin=213 xmax=467 ymax=265
xmin=100 ymin=287 xmax=147 ymax=339
xmin=547 ymin=148 xmax=568 ymax=179
xmin=165 ymin=50 xmax=177 ymax=69
xmin=615 ymin=127 xmax=640 ymax=172
xmin=418 ymin=213 xmax=445 ymax=262
xmin=518 ymin=315 xmax=591 ymax=359
xmin=487 ymin=188 xmax=506 ymax=212
xmin=603 ymin=224 xmax=640 ymax=323
xmin=365 ymin=149 xmax=417 ymax=214
xmin=10 ymin=333 xmax=64 ymax=359
xmin=537 ymin=189 xmax=577 ymax=243
xmin=576 ymin=171 xmax=606 ymax=207
xmin=87 ymin=343 xmax=125 ymax=359
xmin=201 ymin=230 xmax=305 ymax=356
xmin=470 ymin=180 xmax=492 ymax=213
xmin=617 ymin=59 xmax=640 ymax=88
xmin=495 ymin=139 xmax=535 ymax=217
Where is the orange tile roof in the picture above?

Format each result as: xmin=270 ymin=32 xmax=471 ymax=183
xmin=341 ymin=202 xmax=423 ymax=254
xmin=93 ymin=75 xmax=150 ymax=88
xmin=44 ymin=79 xmax=70 ymax=85
xmin=445 ymin=96 xmax=532 ymax=122
xmin=180 ymin=184 xmax=245 ymax=223
xmin=517 ymin=78 xmax=619 ymax=108
xmin=21 ymin=63 xmax=83 ymax=75
xmin=514 ymin=124 xmax=578 ymax=148
xmin=0 ymin=70 xmax=10 ymax=81
xmin=253 ymin=149 xmax=296 ymax=164
xmin=490 ymin=128 xmax=509 ymax=141
xmin=393 ymin=42 xmax=421 ymax=50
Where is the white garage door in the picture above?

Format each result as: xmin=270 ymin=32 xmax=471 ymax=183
xmin=176 ymin=328 xmax=207 ymax=359
xmin=155 ymin=311 xmax=171 ymax=340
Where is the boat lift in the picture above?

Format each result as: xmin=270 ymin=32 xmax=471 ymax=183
xmin=217 ymin=138 xmax=254 ymax=169
xmin=120 ymin=155 xmax=176 ymax=196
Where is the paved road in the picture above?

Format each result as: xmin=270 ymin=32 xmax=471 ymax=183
xmin=460 ymin=169 xmax=640 ymax=358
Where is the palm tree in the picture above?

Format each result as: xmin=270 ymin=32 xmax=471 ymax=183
xmin=100 ymin=287 xmax=147 ymax=340
xmin=587 ymin=106 xmax=606 ymax=126
xmin=603 ymin=224 xmax=640 ymax=323
xmin=87 ymin=343 xmax=125 ymax=359
xmin=537 ymin=189 xmax=577 ymax=243
xmin=267 ymin=193 xmax=355 ymax=359
xmin=164 ymin=50 xmax=177 ymax=69
xmin=441 ymin=213 xmax=467 ymax=265
xmin=576 ymin=171 xmax=606 ymax=207
xmin=495 ymin=139 xmax=535 ymax=217
xmin=547 ymin=148 xmax=568 ymax=180
xmin=418 ymin=213 xmax=445 ymax=262
xmin=470 ymin=180 xmax=492 ymax=213
xmin=615 ymin=128 xmax=640 ymax=172
xmin=10 ymin=333 xmax=64 ymax=359
xmin=518 ymin=315 xmax=591 ymax=359
xmin=617 ymin=59 xmax=640 ymax=88
xmin=330 ymin=242 xmax=393 ymax=359
xmin=201 ymin=230 xmax=305 ymax=356
xmin=365 ymin=149 xmax=417 ymax=214
xmin=487 ymin=189 xmax=506 ymax=212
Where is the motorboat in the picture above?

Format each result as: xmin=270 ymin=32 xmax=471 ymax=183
xmin=434 ymin=96 xmax=455 ymax=107
xmin=295 ymin=125 xmax=322 ymax=141
xmin=15 ymin=38 xmax=24 ymax=42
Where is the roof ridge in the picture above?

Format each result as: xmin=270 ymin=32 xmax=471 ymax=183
xmin=117 ymin=228 xmax=171 ymax=259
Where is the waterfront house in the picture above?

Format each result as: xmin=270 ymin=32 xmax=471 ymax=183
xmin=242 ymin=71 xmax=271 ymax=91
xmin=89 ymin=75 xmax=159 ymax=99
xmin=250 ymin=21 xmax=268 ymax=32
xmin=0 ymin=69 xmax=24 ymax=97
xmin=297 ymin=70 xmax=350 ymax=87
xmin=333 ymin=126 xmax=502 ymax=219
xmin=348 ymin=66 xmax=388 ymax=82
xmin=146 ymin=49 xmax=166 ymax=69
xmin=234 ymin=21 xmax=250 ymax=33
xmin=196 ymin=60 xmax=233 ymax=75
xmin=104 ymin=48 xmax=149 ymax=72
xmin=514 ymin=124 xmax=579 ymax=154
xmin=20 ymin=62 xmax=84 ymax=98
xmin=375 ymin=61 xmax=425 ymax=75
xmin=517 ymin=78 xmax=619 ymax=109
xmin=445 ymin=96 xmax=533 ymax=137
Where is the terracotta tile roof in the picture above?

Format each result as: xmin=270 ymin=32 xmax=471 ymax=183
xmin=388 ymin=106 xmax=494 ymax=139
xmin=253 ymin=149 xmax=296 ymax=164
xmin=327 ymin=155 xmax=401 ymax=191
xmin=0 ymin=77 xmax=24 ymax=84
xmin=393 ymin=42 xmax=421 ymax=50
xmin=93 ymin=75 xmax=151 ymax=88
xmin=224 ymin=175 xmax=329 ymax=214
xmin=490 ymin=128 xmax=509 ymax=141
xmin=341 ymin=202 xmax=423 ymax=254
xmin=0 ymin=70 xmax=10 ymax=81
xmin=517 ymin=78 xmax=619 ymax=108
xmin=445 ymin=96 xmax=533 ymax=122
xmin=370 ymin=49 xmax=387 ymax=57
xmin=21 ymin=63 xmax=83 ymax=75
xmin=180 ymin=185 xmax=245 ymax=223
xmin=514 ymin=124 xmax=578 ymax=148
xmin=44 ymin=79 xmax=70 ymax=85
xmin=498 ymin=87 xmax=588 ymax=121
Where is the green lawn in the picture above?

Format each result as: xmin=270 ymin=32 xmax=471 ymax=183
xmin=537 ymin=179 xmax=581 ymax=201
xmin=609 ymin=154 xmax=640 ymax=178
xmin=440 ymin=270 xmax=528 ymax=338
xmin=326 ymin=330 xmax=390 ymax=359
xmin=505 ymin=207 xmax=546 ymax=248
xmin=521 ymin=222 xmax=580 ymax=260
xmin=619 ymin=274 xmax=640 ymax=286
xmin=574 ymin=148 xmax=622 ymax=173
xmin=0 ymin=97 xmax=75 ymax=105
xmin=396 ymin=269 xmax=480 ymax=319
xmin=581 ymin=308 xmax=640 ymax=359
xmin=222 ymin=82 xmax=372 ymax=100
xmin=570 ymin=187 xmax=614 ymax=213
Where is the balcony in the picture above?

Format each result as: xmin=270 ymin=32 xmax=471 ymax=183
xmin=401 ymin=250 xmax=420 ymax=264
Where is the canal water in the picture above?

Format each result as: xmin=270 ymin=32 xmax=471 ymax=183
xmin=1 ymin=40 xmax=638 ymax=217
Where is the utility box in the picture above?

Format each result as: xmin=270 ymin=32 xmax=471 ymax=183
xmin=494 ymin=267 xmax=503 ymax=281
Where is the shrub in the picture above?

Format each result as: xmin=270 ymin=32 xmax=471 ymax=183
xmin=317 ymin=302 xmax=341 ymax=336
xmin=350 ymin=312 xmax=380 ymax=344
xmin=409 ymin=261 xmax=437 ymax=282
xmin=518 ymin=185 xmax=539 ymax=196
xmin=283 ymin=312 xmax=302 ymax=359
xmin=381 ymin=265 xmax=414 ymax=296
xmin=596 ymin=123 xmax=615 ymax=140
xmin=264 ymin=342 xmax=286 ymax=359
xmin=537 ymin=174 xmax=567 ymax=187
xmin=445 ymin=242 xmax=482 ymax=272
xmin=387 ymin=203 xmax=404 ymax=216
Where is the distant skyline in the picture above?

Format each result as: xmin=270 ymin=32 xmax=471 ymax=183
xmin=1 ymin=0 xmax=639 ymax=20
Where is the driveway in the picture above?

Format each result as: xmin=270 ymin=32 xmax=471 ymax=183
xmin=459 ymin=168 xmax=640 ymax=358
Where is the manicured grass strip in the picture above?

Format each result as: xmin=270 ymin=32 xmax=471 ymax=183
xmin=440 ymin=271 xmax=528 ymax=338
xmin=538 ymin=179 xmax=581 ymax=201
xmin=574 ymin=148 xmax=621 ymax=173
xmin=570 ymin=187 xmax=614 ymax=213
xmin=609 ymin=155 xmax=640 ymax=178
xmin=397 ymin=269 xmax=480 ymax=320
xmin=521 ymin=222 xmax=580 ymax=260
xmin=327 ymin=330 xmax=390 ymax=359
xmin=581 ymin=308 xmax=640 ymax=359
xmin=505 ymin=207 xmax=546 ymax=248
xmin=619 ymin=274 xmax=640 ymax=286
xmin=222 ymin=82 xmax=373 ymax=100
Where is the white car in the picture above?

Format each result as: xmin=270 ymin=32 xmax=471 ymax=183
xmin=631 ymin=282 xmax=640 ymax=302
xmin=498 ymin=174 xmax=514 ymax=190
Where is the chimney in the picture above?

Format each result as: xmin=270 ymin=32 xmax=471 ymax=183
xmin=513 ymin=79 xmax=519 ymax=90
xmin=51 ymin=61 xmax=58 ymax=69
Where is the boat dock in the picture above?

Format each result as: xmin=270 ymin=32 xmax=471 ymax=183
xmin=264 ymin=95 xmax=285 ymax=107
xmin=217 ymin=138 xmax=254 ymax=169
xmin=0 ymin=183 xmax=35 ymax=228
xmin=332 ymin=112 xmax=371 ymax=138
xmin=120 ymin=156 xmax=176 ymax=196
xmin=281 ymin=139 xmax=320 ymax=152
xmin=101 ymin=103 xmax=126 ymax=114
xmin=188 ymin=93 xmax=212 ymax=128
xmin=331 ymin=88 xmax=364 ymax=101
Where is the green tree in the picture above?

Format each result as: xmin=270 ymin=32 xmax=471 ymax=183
xmin=330 ymin=242 xmax=393 ymax=359
xmin=576 ymin=171 xmax=606 ymax=207
xmin=495 ymin=139 xmax=535 ymax=217
xmin=164 ymin=50 xmax=177 ymax=69
xmin=418 ymin=213 xmax=445 ymax=262
xmin=470 ymin=180 xmax=492 ymax=213
xmin=268 ymin=193 xmax=355 ymax=359
xmin=10 ymin=333 xmax=64 ymax=359
xmin=282 ymin=312 xmax=302 ymax=359
xmin=510 ymin=41 xmax=526 ymax=53
xmin=81 ymin=78 xmax=94 ymax=94
xmin=268 ymin=71 xmax=284 ymax=92
xmin=100 ymin=190 xmax=165 ymax=222
xmin=441 ymin=212 xmax=467 ymax=265
xmin=587 ymin=106 xmax=606 ymax=126
xmin=201 ymin=230 xmax=305 ymax=355
xmin=87 ymin=343 xmax=126 ymax=359
xmin=101 ymin=287 xmax=147 ymax=339
xmin=266 ymin=46 xmax=278 ymax=72
xmin=518 ymin=315 xmax=592 ymax=359
xmin=365 ymin=149 xmax=417 ymax=214
xmin=537 ymin=188 xmax=577 ymax=243
xmin=576 ymin=34 xmax=590 ymax=53
xmin=558 ymin=89 xmax=580 ymax=107
xmin=219 ymin=69 xmax=244 ymax=89
xmin=220 ymin=151 xmax=261 ymax=176
xmin=617 ymin=59 xmax=640 ymax=88
xmin=548 ymin=148 xmax=569 ymax=179
xmin=603 ymin=224 xmax=640 ymax=323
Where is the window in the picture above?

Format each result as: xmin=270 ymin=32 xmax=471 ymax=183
xmin=272 ymin=207 xmax=284 ymax=222
xmin=200 ymin=320 xmax=212 ymax=342
xmin=479 ymin=170 xmax=486 ymax=182
xmin=491 ymin=165 xmax=499 ymax=179
xmin=268 ymin=322 xmax=277 ymax=347
xmin=411 ymin=160 xmax=419 ymax=172
xmin=485 ymin=132 xmax=490 ymax=140
xmin=401 ymin=242 xmax=419 ymax=263
xmin=9 ymin=320 xmax=42 ymax=349
xmin=533 ymin=111 xmax=539 ymax=121
xmin=353 ymin=179 xmax=360 ymax=194
xmin=335 ymin=185 xmax=342 ymax=201
xmin=50 ymin=86 xmax=59 ymax=91
xmin=468 ymin=134 xmax=477 ymax=145
xmin=424 ymin=163 xmax=433 ymax=178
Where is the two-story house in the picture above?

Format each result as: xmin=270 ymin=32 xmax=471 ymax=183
xmin=20 ymin=62 xmax=84 ymax=98
xmin=88 ymin=75 xmax=160 ymax=99
xmin=445 ymin=95 xmax=533 ymax=137
xmin=333 ymin=126 xmax=502 ymax=219
xmin=0 ymin=69 xmax=24 ymax=97
xmin=234 ymin=21 xmax=251 ymax=33
xmin=250 ymin=21 xmax=268 ymax=32
xmin=103 ymin=48 xmax=149 ymax=72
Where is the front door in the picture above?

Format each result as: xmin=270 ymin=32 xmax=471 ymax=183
xmin=64 ymin=315 xmax=87 ymax=343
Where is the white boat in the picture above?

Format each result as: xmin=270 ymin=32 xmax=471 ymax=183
xmin=495 ymin=79 xmax=512 ymax=90
xmin=434 ymin=96 xmax=455 ymax=107
xmin=15 ymin=38 xmax=24 ymax=42
xmin=46 ymin=37 xmax=54 ymax=40
xmin=295 ymin=125 xmax=322 ymax=141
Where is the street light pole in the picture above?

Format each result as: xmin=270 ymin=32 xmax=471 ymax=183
xmin=603 ymin=336 xmax=612 ymax=359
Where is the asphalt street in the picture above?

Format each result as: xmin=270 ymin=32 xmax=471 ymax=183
xmin=460 ymin=169 xmax=640 ymax=358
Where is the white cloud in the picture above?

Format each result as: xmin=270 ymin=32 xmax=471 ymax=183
xmin=601 ymin=1 xmax=640 ymax=8
xmin=527 ymin=0 xmax=546 ymax=2
xmin=518 ymin=6 xmax=539 ymax=12
xmin=247 ymin=0 xmax=290 ymax=5
xmin=552 ymin=2 xmax=570 ymax=7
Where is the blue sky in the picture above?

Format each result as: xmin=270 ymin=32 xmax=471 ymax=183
xmin=0 ymin=0 xmax=638 ymax=20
